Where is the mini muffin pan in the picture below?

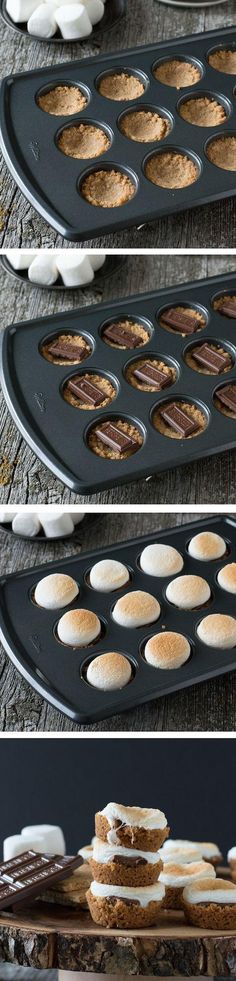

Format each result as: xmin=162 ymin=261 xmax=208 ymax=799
xmin=0 ymin=515 xmax=235 ymax=722
xmin=0 ymin=514 xmax=102 ymax=544
xmin=0 ymin=255 xmax=125 ymax=292
xmin=0 ymin=0 xmax=126 ymax=44
xmin=1 ymin=272 xmax=236 ymax=495
xmin=1 ymin=26 xmax=236 ymax=240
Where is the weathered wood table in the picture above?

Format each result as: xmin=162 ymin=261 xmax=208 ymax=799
xmin=1 ymin=253 xmax=236 ymax=506
xmin=1 ymin=0 xmax=236 ymax=249
xmin=1 ymin=509 xmax=236 ymax=732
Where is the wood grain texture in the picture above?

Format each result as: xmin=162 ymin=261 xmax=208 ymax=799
xmin=1 ymin=0 xmax=236 ymax=248
xmin=1 ymin=253 xmax=236 ymax=505
xmin=0 ymin=509 xmax=235 ymax=732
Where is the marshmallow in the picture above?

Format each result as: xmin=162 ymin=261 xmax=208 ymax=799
xmin=144 ymin=632 xmax=190 ymax=670
xmin=100 ymin=803 xmax=167 ymax=831
xmin=39 ymin=513 xmax=75 ymax=538
xmin=166 ymin=574 xmax=210 ymax=609
xmin=90 ymin=559 xmax=129 ymax=592
xmin=92 ymin=837 xmax=161 ymax=865
xmin=89 ymin=252 xmax=106 ymax=271
xmin=82 ymin=0 xmax=104 ymax=25
xmin=217 ymin=563 xmax=236 ymax=594
xmin=90 ymin=880 xmax=165 ymax=906
xmin=4 ymin=834 xmax=45 ymax=862
xmin=56 ymin=253 xmax=94 ymax=287
xmin=12 ymin=513 xmax=41 ymax=538
xmin=71 ymin=512 xmax=85 ymax=525
xmin=197 ymin=613 xmax=236 ymax=648
xmin=28 ymin=253 xmax=59 ymax=283
xmin=55 ymin=4 xmax=92 ymax=39
xmin=183 ymin=878 xmax=236 ymax=905
xmin=6 ymin=0 xmax=38 ymax=19
xmin=159 ymin=846 xmax=202 ymax=864
xmin=87 ymin=652 xmax=132 ymax=690
xmin=196 ymin=842 xmax=222 ymax=860
xmin=0 ymin=510 xmax=17 ymax=522
xmin=79 ymin=844 xmax=94 ymax=861
xmin=112 ymin=591 xmax=161 ymax=628
xmin=228 ymin=846 xmax=236 ymax=862
xmin=6 ymin=250 xmax=36 ymax=269
xmin=140 ymin=544 xmax=183 ymax=577
xmin=188 ymin=530 xmax=226 ymax=561
xmin=21 ymin=824 xmax=65 ymax=854
xmin=57 ymin=608 xmax=101 ymax=646
xmin=34 ymin=573 xmax=79 ymax=610
xmin=159 ymin=861 xmax=215 ymax=888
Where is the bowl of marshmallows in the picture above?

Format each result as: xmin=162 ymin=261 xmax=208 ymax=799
xmin=2 ymin=0 xmax=125 ymax=40
xmin=0 ymin=510 xmax=102 ymax=542
xmin=2 ymin=250 xmax=122 ymax=289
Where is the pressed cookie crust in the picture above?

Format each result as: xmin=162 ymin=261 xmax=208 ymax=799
xmin=208 ymin=49 xmax=236 ymax=74
xmin=41 ymin=334 xmax=91 ymax=365
xmin=98 ymin=72 xmax=145 ymax=101
xmin=207 ymin=136 xmax=236 ymax=171
xmin=87 ymin=419 xmax=143 ymax=460
xmin=103 ymin=320 xmax=150 ymax=349
xmin=185 ymin=343 xmax=232 ymax=374
xmin=89 ymin=857 xmax=163 ymax=887
xmin=145 ymin=152 xmax=199 ymax=189
xmin=183 ymin=900 xmax=236 ymax=929
xmin=179 ymin=96 xmax=227 ymax=127
xmin=153 ymin=401 xmax=207 ymax=439
xmin=154 ymin=59 xmax=202 ymax=89
xmin=37 ymin=85 xmax=87 ymax=115
xmin=63 ymin=373 xmax=116 ymax=410
xmin=213 ymin=294 xmax=236 ymax=316
xmin=81 ymin=170 xmax=136 ymax=207
xmin=58 ymin=124 xmax=110 ymax=159
xmin=95 ymin=814 xmax=169 ymax=851
xmin=120 ymin=110 xmax=170 ymax=143
xmin=126 ymin=358 xmax=176 ymax=391
xmin=87 ymin=891 xmax=164 ymax=928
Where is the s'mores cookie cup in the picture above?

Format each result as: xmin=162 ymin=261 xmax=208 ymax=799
xmin=188 ymin=531 xmax=226 ymax=561
xmin=87 ymin=880 xmax=165 ymax=928
xmin=95 ymin=803 xmax=169 ymax=851
xmin=90 ymin=837 xmax=163 ymax=886
xmin=159 ymin=861 xmax=215 ymax=909
xmin=197 ymin=842 xmax=223 ymax=867
xmin=159 ymin=843 xmax=202 ymax=865
xmin=183 ymin=878 xmax=236 ymax=929
xmin=227 ymin=847 xmax=236 ymax=878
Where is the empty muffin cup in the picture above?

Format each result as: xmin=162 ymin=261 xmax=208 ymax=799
xmin=206 ymin=135 xmax=236 ymax=171
xmin=208 ymin=48 xmax=236 ymax=75
xmin=178 ymin=93 xmax=228 ymax=127
xmin=145 ymin=149 xmax=200 ymax=189
xmin=119 ymin=107 xmax=171 ymax=143
xmin=97 ymin=70 xmax=147 ymax=101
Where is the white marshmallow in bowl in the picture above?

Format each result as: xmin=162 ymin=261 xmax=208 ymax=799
xmin=40 ymin=513 xmax=75 ymax=538
xmin=28 ymin=2 xmax=58 ymax=35
xmin=55 ymin=3 xmax=92 ymax=38
xmin=4 ymin=833 xmax=45 ymax=861
xmin=82 ymin=0 xmax=104 ymax=25
xmin=56 ymin=252 xmax=94 ymax=287
xmin=21 ymin=824 xmax=66 ymax=854
xmin=12 ymin=513 xmax=41 ymax=538
xmin=0 ymin=510 xmax=17 ymax=522
xmin=71 ymin=512 xmax=85 ymax=525
xmin=6 ymin=249 xmax=36 ymax=269
xmin=28 ymin=253 xmax=59 ymax=284
xmin=6 ymin=0 xmax=37 ymax=20
xmin=89 ymin=252 xmax=106 ymax=271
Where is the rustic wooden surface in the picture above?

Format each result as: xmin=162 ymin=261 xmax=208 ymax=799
xmin=1 ymin=509 xmax=236 ymax=732
xmin=0 ymin=904 xmax=236 ymax=976
xmin=1 ymin=253 xmax=236 ymax=506
xmin=1 ymin=0 xmax=236 ymax=248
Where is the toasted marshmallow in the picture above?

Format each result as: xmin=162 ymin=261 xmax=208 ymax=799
xmin=166 ymin=575 xmax=210 ymax=610
xmin=217 ymin=563 xmax=236 ymax=594
xmin=161 ymin=839 xmax=220 ymax=862
xmin=34 ymin=573 xmax=79 ymax=609
xmin=188 ymin=531 xmax=226 ymax=561
xmin=159 ymin=860 xmax=215 ymax=888
xmin=91 ymin=837 xmax=161 ymax=865
xmin=197 ymin=613 xmax=236 ymax=648
xmin=144 ymin=631 xmax=190 ymax=670
xmin=79 ymin=844 xmax=94 ymax=861
xmin=183 ymin=878 xmax=236 ymax=905
xmin=90 ymin=880 xmax=165 ymax=907
xmin=87 ymin=652 xmax=132 ymax=690
xmin=159 ymin=845 xmax=202 ymax=864
xmin=227 ymin=846 xmax=236 ymax=862
xmin=100 ymin=803 xmax=167 ymax=832
xmin=140 ymin=543 xmax=183 ymax=577
xmin=113 ymin=591 xmax=160 ymax=628
xmin=89 ymin=559 xmax=129 ymax=592
xmin=57 ymin=609 xmax=101 ymax=646
xmin=196 ymin=842 xmax=222 ymax=860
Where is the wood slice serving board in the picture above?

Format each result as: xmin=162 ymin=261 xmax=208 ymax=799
xmin=0 ymin=904 xmax=236 ymax=976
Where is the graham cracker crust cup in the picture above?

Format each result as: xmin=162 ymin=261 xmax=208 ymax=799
xmin=89 ymin=857 xmax=163 ymax=887
xmin=95 ymin=814 xmax=169 ymax=851
xmin=87 ymin=890 xmax=164 ymax=928
xmin=183 ymin=900 xmax=236 ymax=929
xmin=163 ymin=885 xmax=184 ymax=909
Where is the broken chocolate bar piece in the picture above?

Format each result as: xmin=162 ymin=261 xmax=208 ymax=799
xmin=160 ymin=403 xmax=199 ymax=436
xmin=216 ymin=385 xmax=236 ymax=412
xmin=48 ymin=338 xmax=86 ymax=360
xmin=134 ymin=362 xmax=171 ymax=388
xmin=192 ymin=344 xmax=231 ymax=374
xmin=0 ymin=850 xmax=82 ymax=911
xmin=95 ymin=422 xmax=138 ymax=454
xmin=162 ymin=309 xmax=199 ymax=334
xmin=103 ymin=323 xmax=141 ymax=348
xmin=220 ymin=300 xmax=236 ymax=318
xmin=68 ymin=377 xmax=104 ymax=406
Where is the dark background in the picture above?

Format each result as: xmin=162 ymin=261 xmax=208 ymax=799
xmin=0 ymin=739 xmax=234 ymax=860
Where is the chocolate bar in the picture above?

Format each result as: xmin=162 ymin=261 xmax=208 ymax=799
xmin=103 ymin=323 xmax=140 ymax=348
xmin=160 ymin=403 xmax=198 ymax=436
xmin=68 ymin=377 xmax=104 ymax=406
xmin=216 ymin=385 xmax=236 ymax=412
xmin=0 ymin=850 xmax=82 ymax=910
xmin=220 ymin=300 xmax=236 ymax=319
xmin=48 ymin=339 xmax=85 ymax=360
xmin=95 ymin=422 xmax=138 ymax=453
xmin=133 ymin=362 xmax=170 ymax=388
xmin=162 ymin=309 xmax=199 ymax=334
xmin=192 ymin=343 xmax=230 ymax=374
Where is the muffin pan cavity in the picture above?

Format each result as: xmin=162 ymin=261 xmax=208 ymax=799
xmin=1 ymin=26 xmax=236 ymax=239
xmin=0 ymin=515 xmax=236 ymax=722
xmin=1 ymin=271 xmax=236 ymax=495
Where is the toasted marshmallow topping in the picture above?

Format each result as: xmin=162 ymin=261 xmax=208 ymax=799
xmin=100 ymin=803 xmax=167 ymax=840
xmin=90 ymin=880 xmax=165 ymax=906
xmin=140 ymin=543 xmax=183 ymax=577
xmin=217 ymin=563 xmax=236 ymax=594
xmin=90 ymin=559 xmax=129 ymax=592
xmin=159 ymin=845 xmax=202 ymax=864
xmin=163 ymin=838 xmax=221 ymax=860
xmin=196 ymin=841 xmax=222 ymax=859
xmin=92 ymin=837 xmax=161 ymax=865
xmin=112 ymin=591 xmax=161 ymax=628
xmin=228 ymin=846 xmax=236 ymax=861
xmin=188 ymin=531 xmax=226 ymax=561
xmin=159 ymin=860 xmax=215 ymax=888
xmin=79 ymin=844 xmax=93 ymax=861
xmin=183 ymin=878 xmax=236 ymax=905
xmin=197 ymin=613 xmax=236 ymax=649
xmin=166 ymin=575 xmax=210 ymax=610
xmin=35 ymin=572 xmax=79 ymax=609
xmin=161 ymin=839 xmax=196 ymax=854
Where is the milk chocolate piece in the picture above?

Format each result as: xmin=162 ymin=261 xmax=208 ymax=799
xmin=217 ymin=385 xmax=236 ymax=412
xmin=103 ymin=323 xmax=141 ymax=348
xmin=192 ymin=343 xmax=230 ymax=374
xmin=220 ymin=300 xmax=236 ymax=318
xmin=95 ymin=422 xmax=138 ymax=453
xmin=162 ymin=309 xmax=199 ymax=333
xmin=0 ymin=850 xmax=82 ymax=910
xmin=48 ymin=338 xmax=85 ymax=360
xmin=112 ymin=855 xmax=147 ymax=866
xmin=68 ymin=377 xmax=104 ymax=405
xmin=160 ymin=403 xmax=199 ymax=436
xmin=134 ymin=362 xmax=171 ymax=388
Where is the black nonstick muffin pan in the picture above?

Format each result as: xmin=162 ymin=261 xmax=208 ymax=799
xmin=0 ymin=514 xmax=102 ymax=544
xmin=0 ymin=0 xmax=126 ymax=44
xmin=1 ymin=26 xmax=236 ymax=240
xmin=1 ymin=272 xmax=236 ymax=495
xmin=0 ymin=515 xmax=235 ymax=723
xmin=0 ymin=255 xmax=125 ymax=292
